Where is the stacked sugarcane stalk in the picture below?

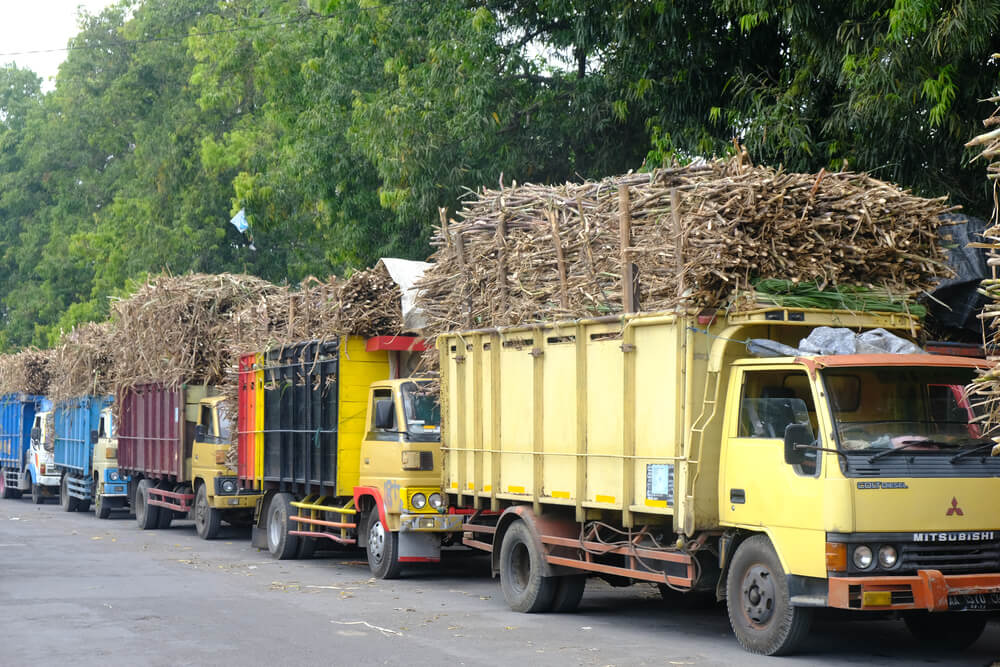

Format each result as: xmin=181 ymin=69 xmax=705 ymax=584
xmin=964 ymin=94 xmax=1000 ymax=439
xmin=416 ymin=153 xmax=954 ymax=337
xmin=48 ymin=322 xmax=115 ymax=401
xmin=0 ymin=348 xmax=55 ymax=396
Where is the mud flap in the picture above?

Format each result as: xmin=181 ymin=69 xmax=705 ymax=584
xmin=398 ymin=531 xmax=441 ymax=562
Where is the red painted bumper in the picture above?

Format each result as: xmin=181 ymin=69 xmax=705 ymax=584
xmin=828 ymin=570 xmax=1000 ymax=611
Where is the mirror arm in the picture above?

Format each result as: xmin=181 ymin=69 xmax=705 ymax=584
xmin=795 ymin=443 xmax=849 ymax=463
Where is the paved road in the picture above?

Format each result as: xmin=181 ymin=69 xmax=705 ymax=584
xmin=1 ymin=499 xmax=998 ymax=666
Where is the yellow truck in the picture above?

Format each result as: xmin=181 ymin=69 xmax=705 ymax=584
xmin=440 ymin=306 xmax=1000 ymax=655
xmin=243 ymin=337 xmax=458 ymax=575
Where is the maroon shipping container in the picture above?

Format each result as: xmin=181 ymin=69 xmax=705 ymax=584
xmin=117 ymin=383 xmax=213 ymax=482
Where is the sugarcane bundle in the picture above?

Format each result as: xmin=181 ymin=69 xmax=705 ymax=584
xmin=416 ymin=154 xmax=954 ymax=338
xmin=48 ymin=322 xmax=115 ymax=401
xmin=0 ymin=348 xmax=54 ymax=396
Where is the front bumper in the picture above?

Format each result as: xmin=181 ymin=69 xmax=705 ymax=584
xmin=101 ymin=483 xmax=128 ymax=497
xmin=210 ymin=491 xmax=260 ymax=509
xmin=399 ymin=513 xmax=465 ymax=532
xmin=829 ymin=570 xmax=1000 ymax=611
xmin=38 ymin=474 xmax=60 ymax=487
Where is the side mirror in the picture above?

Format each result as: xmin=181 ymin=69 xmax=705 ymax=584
xmin=195 ymin=424 xmax=207 ymax=441
xmin=784 ymin=423 xmax=812 ymax=465
xmin=30 ymin=427 xmax=40 ymax=443
xmin=90 ymin=430 xmax=99 ymax=444
xmin=374 ymin=399 xmax=395 ymax=430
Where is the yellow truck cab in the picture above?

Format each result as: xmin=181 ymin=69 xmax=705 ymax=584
xmin=355 ymin=377 xmax=463 ymax=578
xmin=189 ymin=395 xmax=258 ymax=538
xmin=91 ymin=407 xmax=128 ymax=519
xmin=440 ymin=307 xmax=1000 ymax=656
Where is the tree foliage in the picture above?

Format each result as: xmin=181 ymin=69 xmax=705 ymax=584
xmin=0 ymin=0 xmax=997 ymax=349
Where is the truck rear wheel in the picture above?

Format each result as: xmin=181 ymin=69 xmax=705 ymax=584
xmin=0 ymin=469 xmax=10 ymax=499
xmin=726 ymin=535 xmax=811 ymax=656
xmin=499 ymin=520 xmax=556 ymax=613
xmin=551 ymin=575 xmax=586 ymax=612
xmin=266 ymin=493 xmax=299 ymax=559
xmin=60 ymin=475 xmax=79 ymax=512
xmin=135 ymin=479 xmax=160 ymax=530
xmin=194 ymin=484 xmax=221 ymax=539
xmin=365 ymin=510 xmax=402 ymax=579
xmin=903 ymin=612 xmax=986 ymax=650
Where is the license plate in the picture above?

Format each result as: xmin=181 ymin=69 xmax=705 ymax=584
xmin=947 ymin=592 xmax=1000 ymax=611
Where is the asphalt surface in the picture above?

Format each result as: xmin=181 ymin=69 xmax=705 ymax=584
xmin=1 ymin=498 xmax=999 ymax=666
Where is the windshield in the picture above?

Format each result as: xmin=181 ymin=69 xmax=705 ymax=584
xmin=401 ymin=381 xmax=440 ymax=437
xmin=825 ymin=366 xmax=984 ymax=454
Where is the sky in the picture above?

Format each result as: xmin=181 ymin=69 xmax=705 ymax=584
xmin=0 ymin=0 xmax=117 ymax=88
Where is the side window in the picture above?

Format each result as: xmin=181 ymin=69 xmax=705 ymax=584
xmin=371 ymin=389 xmax=396 ymax=434
xmin=99 ymin=415 xmax=108 ymax=439
xmin=738 ymin=370 xmax=819 ymax=476
xmin=200 ymin=406 xmax=213 ymax=431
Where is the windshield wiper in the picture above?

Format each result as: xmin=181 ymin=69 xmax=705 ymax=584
xmin=867 ymin=439 xmax=950 ymax=464
xmin=949 ymin=441 xmax=997 ymax=464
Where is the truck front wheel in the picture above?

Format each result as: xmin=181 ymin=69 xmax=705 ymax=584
xmin=135 ymin=479 xmax=160 ymax=530
xmin=726 ymin=535 xmax=811 ymax=656
xmin=95 ymin=486 xmax=112 ymax=520
xmin=366 ymin=510 xmax=402 ymax=579
xmin=31 ymin=482 xmax=44 ymax=505
xmin=903 ymin=612 xmax=986 ymax=649
xmin=499 ymin=520 xmax=556 ymax=613
xmin=194 ymin=485 xmax=221 ymax=540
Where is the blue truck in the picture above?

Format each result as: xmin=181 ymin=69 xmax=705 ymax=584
xmin=0 ymin=394 xmax=59 ymax=503
xmin=53 ymin=395 xmax=127 ymax=518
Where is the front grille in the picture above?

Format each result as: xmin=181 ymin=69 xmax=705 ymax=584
xmin=898 ymin=541 xmax=1000 ymax=575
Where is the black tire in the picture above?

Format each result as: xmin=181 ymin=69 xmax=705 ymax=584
xmin=903 ymin=612 xmax=987 ymax=650
xmin=658 ymin=584 xmax=719 ymax=609
xmin=365 ymin=510 xmax=402 ymax=579
xmin=194 ymin=484 xmax=221 ymax=539
xmin=77 ymin=496 xmax=91 ymax=513
xmin=0 ymin=469 xmax=9 ymax=499
xmin=135 ymin=479 xmax=160 ymax=530
xmin=31 ymin=482 xmax=44 ymax=505
xmin=266 ymin=493 xmax=299 ymax=560
xmin=551 ymin=575 xmax=586 ymax=612
xmin=60 ymin=475 xmax=79 ymax=512
xmin=296 ymin=536 xmax=317 ymax=559
xmin=95 ymin=488 xmax=112 ymax=520
xmin=499 ymin=520 xmax=556 ymax=613
xmin=726 ymin=535 xmax=812 ymax=656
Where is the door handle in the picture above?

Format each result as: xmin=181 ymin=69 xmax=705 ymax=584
xmin=730 ymin=488 xmax=746 ymax=504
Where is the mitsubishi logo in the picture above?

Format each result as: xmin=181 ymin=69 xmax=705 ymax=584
xmin=946 ymin=497 xmax=964 ymax=517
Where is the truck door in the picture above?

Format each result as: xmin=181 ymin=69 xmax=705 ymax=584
xmin=721 ymin=367 xmax=828 ymax=576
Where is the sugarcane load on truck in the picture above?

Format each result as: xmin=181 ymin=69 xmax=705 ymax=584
xmin=411 ymin=155 xmax=1000 ymax=655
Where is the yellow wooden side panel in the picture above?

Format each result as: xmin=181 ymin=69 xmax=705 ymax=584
xmin=632 ymin=323 xmax=679 ymax=511
xmin=541 ymin=340 xmax=577 ymax=500
xmin=461 ymin=339 xmax=478 ymax=492
xmin=585 ymin=338 xmax=623 ymax=506
xmin=499 ymin=342 xmax=534 ymax=496
xmin=337 ymin=338 xmax=390 ymax=496
xmin=479 ymin=340 xmax=494 ymax=494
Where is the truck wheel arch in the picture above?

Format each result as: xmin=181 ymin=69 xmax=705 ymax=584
xmin=717 ymin=529 xmax=793 ymax=600
xmin=353 ymin=486 xmax=387 ymax=530
xmin=491 ymin=506 xmax=553 ymax=579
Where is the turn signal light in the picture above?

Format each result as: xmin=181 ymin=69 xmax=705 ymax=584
xmin=861 ymin=591 xmax=892 ymax=607
xmin=105 ymin=447 xmax=117 ymax=459
xmin=825 ymin=541 xmax=847 ymax=572
xmin=215 ymin=450 xmax=226 ymax=465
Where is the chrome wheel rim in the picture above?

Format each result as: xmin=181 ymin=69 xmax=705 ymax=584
xmin=368 ymin=517 xmax=385 ymax=563
xmin=268 ymin=506 xmax=281 ymax=549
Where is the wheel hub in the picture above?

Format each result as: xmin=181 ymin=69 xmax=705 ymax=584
xmin=369 ymin=518 xmax=385 ymax=563
xmin=268 ymin=507 xmax=282 ymax=549
xmin=742 ymin=564 xmax=776 ymax=627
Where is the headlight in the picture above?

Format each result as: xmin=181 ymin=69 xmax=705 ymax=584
xmin=109 ymin=471 xmax=120 ymax=482
xmin=221 ymin=479 xmax=237 ymax=494
xmin=852 ymin=545 xmax=874 ymax=570
xmin=878 ymin=545 xmax=898 ymax=568
xmin=428 ymin=492 xmax=443 ymax=509
xmin=411 ymin=492 xmax=427 ymax=509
